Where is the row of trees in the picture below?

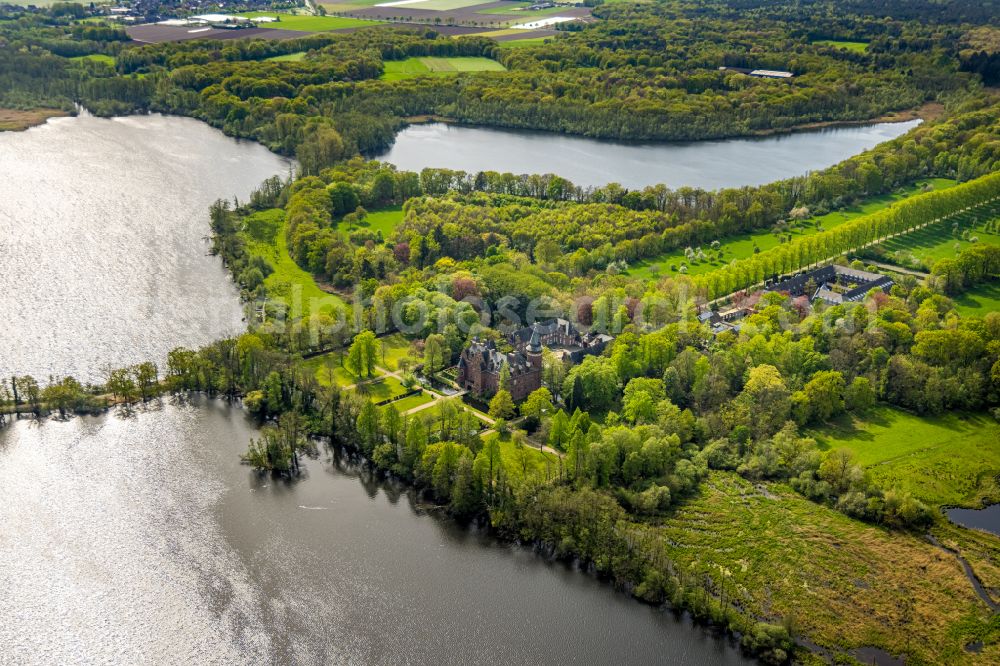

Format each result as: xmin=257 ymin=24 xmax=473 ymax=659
xmin=692 ymin=171 xmax=1000 ymax=299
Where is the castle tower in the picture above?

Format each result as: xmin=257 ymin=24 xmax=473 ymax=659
xmin=526 ymin=322 xmax=543 ymax=370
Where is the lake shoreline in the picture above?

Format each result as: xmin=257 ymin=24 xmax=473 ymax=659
xmin=0 ymin=107 xmax=71 ymax=132
xmin=401 ymin=101 xmax=935 ymax=146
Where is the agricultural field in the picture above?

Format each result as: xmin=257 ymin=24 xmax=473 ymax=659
xmin=497 ymin=36 xmax=551 ymax=47
xmin=382 ymin=56 xmax=505 ymax=80
xmin=476 ymin=3 xmax=566 ymax=16
xmin=658 ymin=471 xmax=1000 ymax=664
xmin=811 ymin=407 xmax=1000 ymax=508
xmin=872 ymin=198 xmax=1000 ymax=269
xmin=241 ymin=208 xmax=345 ymax=320
xmin=236 ymin=12 xmax=382 ymax=31
xmin=626 ymin=178 xmax=956 ymax=280
xmin=813 ymin=39 xmax=870 ymax=53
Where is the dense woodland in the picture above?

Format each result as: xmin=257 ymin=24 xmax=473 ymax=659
xmin=3 ymin=0 xmax=1000 ymax=662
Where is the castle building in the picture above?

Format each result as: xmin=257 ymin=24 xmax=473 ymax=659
xmin=457 ymin=326 xmax=543 ymax=402
xmin=457 ymin=320 xmax=614 ymax=402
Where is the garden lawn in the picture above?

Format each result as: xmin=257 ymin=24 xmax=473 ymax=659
xmin=813 ymin=39 xmax=870 ymax=53
xmin=657 ymin=471 xmax=999 ymax=663
xmin=345 ymin=206 xmax=404 ymax=236
xmin=811 ymin=406 xmax=1000 ymax=508
xmin=382 ymin=57 xmax=505 ymax=80
xmin=237 ymin=12 xmax=381 ymax=31
xmin=482 ymin=432 xmax=560 ymax=486
xmin=301 ymin=352 xmax=383 ymax=387
xmin=385 ymin=391 xmax=434 ymax=412
xmin=953 ymin=281 xmax=1000 ymax=317
xmin=376 ymin=332 xmax=417 ymax=371
xmin=354 ymin=375 xmax=408 ymax=401
xmin=627 ymin=179 xmax=956 ymax=281
xmin=242 ymin=209 xmax=345 ymax=320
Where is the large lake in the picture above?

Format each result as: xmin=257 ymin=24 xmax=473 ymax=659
xmin=0 ymin=113 xmax=755 ymax=664
xmin=0 ymin=399 xmax=751 ymax=665
xmin=0 ymin=112 xmax=292 ymax=382
xmin=376 ymin=120 xmax=921 ymax=190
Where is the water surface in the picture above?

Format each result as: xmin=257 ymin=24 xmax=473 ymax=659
xmin=947 ymin=504 xmax=1000 ymax=538
xmin=0 ymin=112 xmax=292 ymax=382
xmin=376 ymin=120 xmax=920 ymax=190
xmin=0 ymin=400 xmax=751 ymax=665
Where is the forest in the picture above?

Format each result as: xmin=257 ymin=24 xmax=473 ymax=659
xmin=2 ymin=0 xmax=1000 ymax=663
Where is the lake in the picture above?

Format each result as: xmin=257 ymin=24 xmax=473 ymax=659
xmin=2 ymin=110 xmax=926 ymax=665
xmin=0 ymin=399 xmax=751 ymax=665
xmin=375 ymin=120 xmax=921 ymax=190
xmin=947 ymin=504 xmax=1000 ymax=538
xmin=0 ymin=112 xmax=292 ymax=383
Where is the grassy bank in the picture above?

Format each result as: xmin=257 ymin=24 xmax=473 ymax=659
xmin=657 ymin=471 xmax=1000 ymax=663
xmin=0 ymin=107 xmax=68 ymax=131
xmin=241 ymin=208 xmax=345 ymax=321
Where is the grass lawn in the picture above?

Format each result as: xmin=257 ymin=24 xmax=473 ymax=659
xmin=241 ymin=208 xmax=345 ymax=321
xmin=301 ymin=352 xmax=383 ymax=387
xmin=627 ymin=178 xmax=956 ymax=281
xmin=70 ymin=54 xmax=115 ymax=65
xmin=873 ymin=198 xmax=1000 ymax=269
xmin=354 ymin=375 xmax=409 ymax=401
xmin=382 ymin=56 xmax=505 ymax=80
xmin=376 ymin=332 xmax=418 ymax=371
xmin=953 ymin=281 xmax=1000 ymax=317
xmin=237 ymin=12 xmax=381 ymax=31
xmin=482 ymin=432 xmax=560 ymax=486
xmin=386 ymin=391 xmax=434 ymax=412
xmin=813 ymin=39 xmax=870 ymax=53
xmin=656 ymin=471 xmax=998 ymax=663
xmin=811 ymin=406 xmax=1000 ymax=508
xmin=266 ymin=51 xmax=307 ymax=62
xmin=343 ymin=206 xmax=404 ymax=237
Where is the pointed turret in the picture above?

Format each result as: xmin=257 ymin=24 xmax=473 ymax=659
xmin=527 ymin=322 xmax=543 ymax=354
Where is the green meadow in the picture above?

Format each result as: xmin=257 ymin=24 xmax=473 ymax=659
xmin=626 ymin=178 xmax=956 ymax=280
xmin=813 ymin=39 xmax=870 ymax=53
xmin=241 ymin=208 xmax=344 ymax=321
xmin=873 ymin=198 xmax=1000 ymax=268
xmin=953 ymin=281 xmax=1000 ymax=317
xmin=382 ymin=57 xmax=506 ymax=81
xmin=811 ymin=406 xmax=1000 ymax=508
xmin=266 ymin=51 xmax=307 ymax=62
